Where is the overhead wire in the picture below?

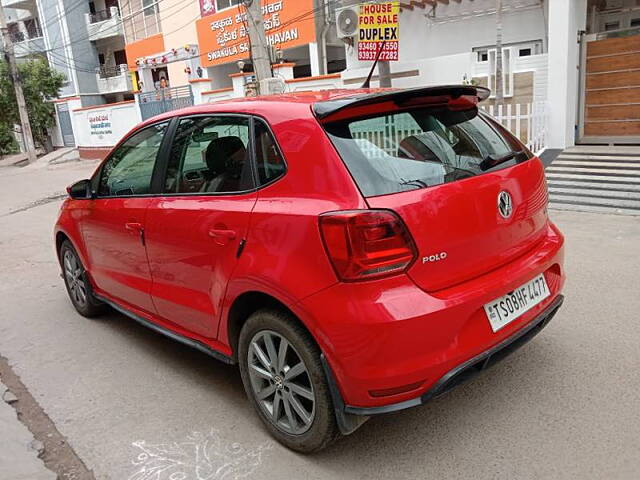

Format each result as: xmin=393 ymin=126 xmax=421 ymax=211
xmin=23 ymin=0 xmax=345 ymax=82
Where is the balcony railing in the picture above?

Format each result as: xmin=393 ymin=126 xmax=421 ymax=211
xmin=85 ymin=7 xmax=123 ymax=41
xmin=8 ymin=26 xmax=42 ymax=44
xmin=96 ymin=64 xmax=133 ymax=94
xmin=97 ymin=64 xmax=129 ymax=78
xmin=88 ymin=7 xmax=118 ymax=24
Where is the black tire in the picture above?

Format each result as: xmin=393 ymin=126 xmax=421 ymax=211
xmin=238 ymin=309 xmax=339 ymax=453
xmin=59 ymin=240 xmax=105 ymax=318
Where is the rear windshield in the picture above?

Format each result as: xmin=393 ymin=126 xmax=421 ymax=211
xmin=323 ymin=107 xmax=532 ymax=197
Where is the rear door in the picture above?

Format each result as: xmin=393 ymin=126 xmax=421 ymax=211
xmin=143 ymin=115 xmax=257 ymax=338
xmin=319 ymin=90 xmax=549 ymax=292
xmin=82 ymin=121 xmax=170 ymax=312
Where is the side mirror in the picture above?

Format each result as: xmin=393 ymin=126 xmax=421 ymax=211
xmin=66 ymin=179 xmax=93 ymax=200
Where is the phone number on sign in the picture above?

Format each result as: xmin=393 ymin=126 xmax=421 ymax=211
xmin=358 ymin=41 xmax=398 ymax=51
xmin=358 ymin=41 xmax=398 ymax=60
xmin=358 ymin=50 xmax=399 ymax=60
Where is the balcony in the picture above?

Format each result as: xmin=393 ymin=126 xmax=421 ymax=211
xmin=96 ymin=64 xmax=133 ymax=94
xmin=9 ymin=30 xmax=45 ymax=58
xmin=85 ymin=7 xmax=123 ymax=42
xmin=1 ymin=0 xmax=35 ymax=10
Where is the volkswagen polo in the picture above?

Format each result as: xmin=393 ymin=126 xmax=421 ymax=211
xmin=55 ymin=86 xmax=565 ymax=453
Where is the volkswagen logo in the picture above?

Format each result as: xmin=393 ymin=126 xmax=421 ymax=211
xmin=498 ymin=191 xmax=513 ymax=219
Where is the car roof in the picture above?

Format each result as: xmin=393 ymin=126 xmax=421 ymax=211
xmin=137 ymin=88 xmax=382 ymax=128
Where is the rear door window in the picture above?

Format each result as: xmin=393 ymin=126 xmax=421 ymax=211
xmin=253 ymin=119 xmax=286 ymax=186
xmin=323 ymin=108 xmax=531 ymax=197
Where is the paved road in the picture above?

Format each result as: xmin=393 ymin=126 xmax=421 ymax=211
xmin=0 ymin=159 xmax=639 ymax=479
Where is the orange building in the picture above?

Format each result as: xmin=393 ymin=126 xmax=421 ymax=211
xmin=120 ymin=0 xmax=346 ymax=94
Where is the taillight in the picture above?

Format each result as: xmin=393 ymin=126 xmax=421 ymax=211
xmin=319 ymin=210 xmax=417 ymax=281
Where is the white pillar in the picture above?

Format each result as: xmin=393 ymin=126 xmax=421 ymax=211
xmin=309 ymin=42 xmax=321 ymax=77
xmin=139 ymin=68 xmax=155 ymax=92
xmin=546 ymin=0 xmax=587 ymax=149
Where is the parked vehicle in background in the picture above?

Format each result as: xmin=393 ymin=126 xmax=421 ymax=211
xmin=55 ymin=86 xmax=565 ymax=452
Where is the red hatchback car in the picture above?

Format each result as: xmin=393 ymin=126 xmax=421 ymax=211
xmin=55 ymin=86 xmax=565 ymax=452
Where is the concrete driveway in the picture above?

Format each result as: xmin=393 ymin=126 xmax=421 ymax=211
xmin=0 ymin=159 xmax=638 ymax=479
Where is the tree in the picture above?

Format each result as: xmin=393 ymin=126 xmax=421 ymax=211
xmin=0 ymin=121 xmax=17 ymax=156
xmin=0 ymin=59 xmax=65 ymax=154
xmin=494 ymin=0 xmax=504 ymax=106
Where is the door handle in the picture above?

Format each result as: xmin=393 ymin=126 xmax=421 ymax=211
xmin=125 ymin=222 xmax=145 ymax=246
xmin=208 ymin=228 xmax=237 ymax=245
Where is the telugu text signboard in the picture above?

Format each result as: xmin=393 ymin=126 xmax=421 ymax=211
xmin=195 ymin=0 xmax=316 ymax=68
xmin=357 ymin=2 xmax=400 ymax=61
xmin=88 ymin=112 xmax=112 ymax=138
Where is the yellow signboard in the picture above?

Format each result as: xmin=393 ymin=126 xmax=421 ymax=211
xmin=358 ymin=2 xmax=400 ymax=61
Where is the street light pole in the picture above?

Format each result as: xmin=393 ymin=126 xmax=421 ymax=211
xmin=243 ymin=0 xmax=272 ymax=87
xmin=0 ymin=3 xmax=37 ymax=164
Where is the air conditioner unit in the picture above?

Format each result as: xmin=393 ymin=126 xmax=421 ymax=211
xmin=336 ymin=6 xmax=359 ymax=39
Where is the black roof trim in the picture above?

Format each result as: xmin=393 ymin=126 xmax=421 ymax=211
xmin=313 ymin=84 xmax=491 ymax=120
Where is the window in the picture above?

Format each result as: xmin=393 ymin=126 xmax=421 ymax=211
xmin=98 ymin=122 xmax=168 ymax=197
xmin=24 ymin=18 xmax=41 ymax=39
xmin=477 ymin=50 xmax=488 ymax=62
xmin=216 ymin=0 xmax=242 ymax=11
xmin=631 ymin=18 xmax=640 ymax=28
xmin=254 ymin=119 xmax=285 ymax=185
xmin=164 ymin=116 xmax=253 ymax=194
xmin=604 ymin=21 xmax=620 ymax=31
xmin=143 ymin=0 xmax=158 ymax=16
xmin=323 ymin=108 xmax=531 ymax=198
xmin=518 ymin=48 xmax=532 ymax=57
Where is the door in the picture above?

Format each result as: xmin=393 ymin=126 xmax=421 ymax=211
xmin=114 ymin=49 xmax=127 ymax=68
xmin=82 ymin=121 xmax=170 ymax=313
xmin=56 ymin=103 xmax=75 ymax=147
xmin=144 ymin=115 xmax=257 ymax=337
xmin=580 ymin=32 xmax=640 ymax=143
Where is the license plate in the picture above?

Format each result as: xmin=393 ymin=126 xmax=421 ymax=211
xmin=483 ymin=274 xmax=550 ymax=332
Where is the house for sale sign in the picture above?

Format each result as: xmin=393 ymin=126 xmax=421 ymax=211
xmin=357 ymin=2 xmax=400 ymax=61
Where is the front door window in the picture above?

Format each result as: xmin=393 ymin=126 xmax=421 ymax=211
xmin=98 ymin=122 xmax=168 ymax=197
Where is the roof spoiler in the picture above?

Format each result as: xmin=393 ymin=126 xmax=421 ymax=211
xmin=313 ymin=85 xmax=491 ymax=120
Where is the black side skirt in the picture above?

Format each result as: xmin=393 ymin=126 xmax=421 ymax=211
xmin=95 ymin=294 xmax=235 ymax=365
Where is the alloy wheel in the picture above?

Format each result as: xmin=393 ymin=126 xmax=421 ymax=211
xmin=247 ymin=330 xmax=316 ymax=435
xmin=63 ymin=249 xmax=87 ymax=307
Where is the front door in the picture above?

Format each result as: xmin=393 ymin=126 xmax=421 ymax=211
xmin=144 ymin=115 xmax=257 ymax=338
xmin=82 ymin=121 xmax=170 ymax=313
xmin=56 ymin=103 xmax=75 ymax=147
xmin=580 ymin=31 xmax=640 ymax=143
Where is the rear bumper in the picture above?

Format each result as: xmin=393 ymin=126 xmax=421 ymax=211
xmin=335 ymin=294 xmax=563 ymax=417
xmin=300 ymin=222 xmax=565 ymax=411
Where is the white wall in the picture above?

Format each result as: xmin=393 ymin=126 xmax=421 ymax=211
xmin=71 ymin=101 xmax=141 ymax=147
xmin=342 ymin=52 xmax=475 ymax=89
xmin=422 ymin=7 xmax=547 ymax=58
xmin=344 ymin=1 xmax=547 ymax=71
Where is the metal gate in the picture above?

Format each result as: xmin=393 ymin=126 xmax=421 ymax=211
xmin=137 ymin=85 xmax=194 ymax=121
xmin=578 ymin=28 xmax=640 ymax=144
xmin=56 ymin=102 xmax=75 ymax=147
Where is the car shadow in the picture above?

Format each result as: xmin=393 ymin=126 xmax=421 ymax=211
xmin=94 ymin=303 xmax=562 ymax=470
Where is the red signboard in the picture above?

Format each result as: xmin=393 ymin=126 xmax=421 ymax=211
xmin=199 ymin=0 xmax=216 ymax=17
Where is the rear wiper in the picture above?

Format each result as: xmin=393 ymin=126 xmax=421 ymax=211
xmin=480 ymin=150 xmax=527 ymax=171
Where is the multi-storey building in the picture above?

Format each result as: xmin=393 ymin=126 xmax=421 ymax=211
xmin=1 ymin=0 xmax=135 ymax=146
